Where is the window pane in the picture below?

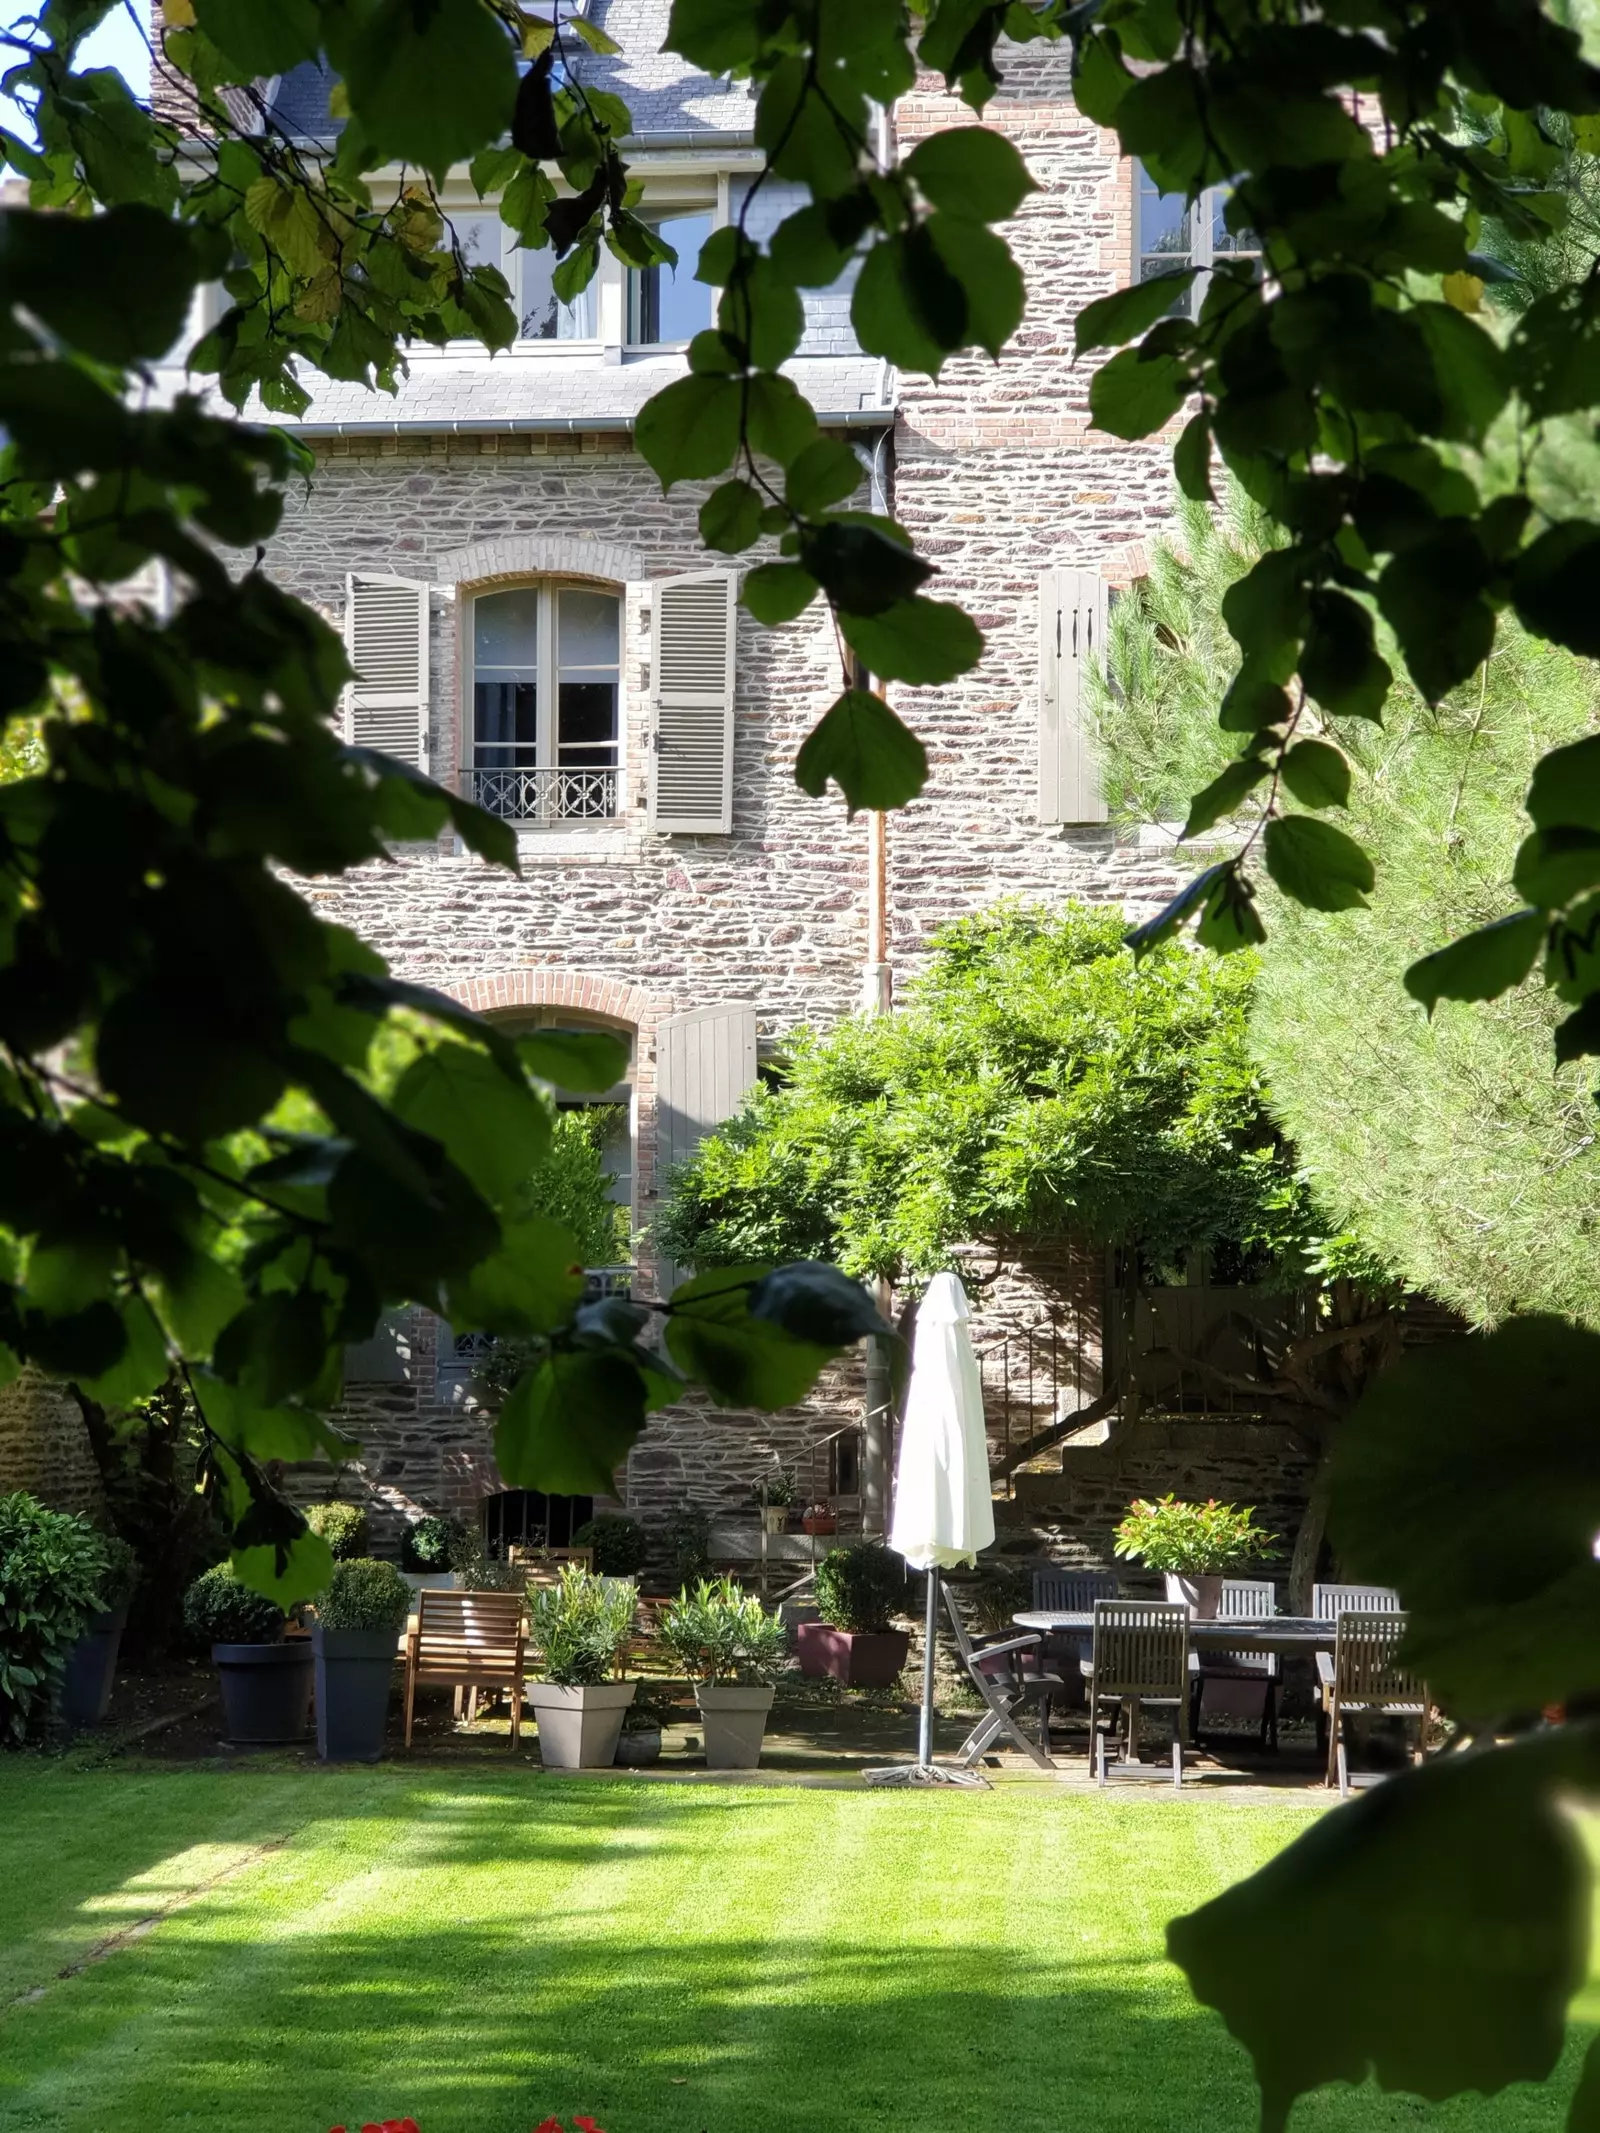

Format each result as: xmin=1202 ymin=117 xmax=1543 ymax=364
xmin=558 ymin=682 xmax=617 ymax=763
xmin=1139 ymin=173 xmax=1191 ymax=260
xmin=474 ymin=681 xmax=538 ymax=764
xmin=1211 ymin=187 xmax=1259 ymax=258
xmin=559 ymin=587 xmax=619 ymax=669
xmin=517 ymin=244 xmax=596 ymax=340
xmin=453 ymin=213 xmax=502 ymax=269
xmin=474 ymin=587 xmax=539 ymax=670
xmin=628 ymin=211 xmax=714 ymax=344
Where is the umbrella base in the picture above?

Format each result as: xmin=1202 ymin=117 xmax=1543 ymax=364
xmin=861 ymin=1760 xmax=990 ymax=1790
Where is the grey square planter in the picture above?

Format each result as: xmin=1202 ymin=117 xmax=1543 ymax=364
xmin=60 ymin=1603 xmax=129 ymax=1728
xmin=312 ymin=1625 xmax=399 ymax=1762
xmin=527 ymin=1680 xmax=637 ymax=1768
xmin=695 ymin=1683 xmax=775 ymax=1769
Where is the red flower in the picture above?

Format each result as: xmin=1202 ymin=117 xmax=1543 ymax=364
xmin=574 ymin=2120 xmax=607 ymax=2132
xmin=533 ymin=2120 xmax=566 ymax=2132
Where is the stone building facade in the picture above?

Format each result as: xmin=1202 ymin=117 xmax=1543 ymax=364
xmin=79 ymin=7 xmax=1286 ymax=1563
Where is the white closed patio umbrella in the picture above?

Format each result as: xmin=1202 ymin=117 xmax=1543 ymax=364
xmin=865 ymin=1271 xmax=994 ymax=1788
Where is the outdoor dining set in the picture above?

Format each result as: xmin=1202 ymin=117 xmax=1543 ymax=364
xmin=945 ymin=1575 xmax=1429 ymax=1793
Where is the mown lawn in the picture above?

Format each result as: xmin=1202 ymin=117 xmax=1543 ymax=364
xmin=0 ymin=1761 xmax=1589 ymax=2133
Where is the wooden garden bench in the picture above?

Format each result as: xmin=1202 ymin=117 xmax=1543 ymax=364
xmin=402 ymin=1588 xmax=527 ymax=1749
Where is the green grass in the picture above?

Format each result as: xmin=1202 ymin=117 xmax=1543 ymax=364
xmin=0 ymin=1762 xmax=1589 ymax=2133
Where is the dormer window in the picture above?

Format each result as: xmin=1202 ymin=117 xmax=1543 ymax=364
xmin=469 ymin=583 xmax=621 ymax=823
xmin=453 ymin=213 xmax=596 ymax=342
xmin=626 ymin=208 xmax=715 ymax=346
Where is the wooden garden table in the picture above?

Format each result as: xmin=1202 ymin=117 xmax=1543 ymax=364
xmin=1013 ymin=1611 xmax=1340 ymax=1656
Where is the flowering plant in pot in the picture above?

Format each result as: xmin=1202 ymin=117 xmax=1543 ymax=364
xmin=800 ymin=1501 xmax=837 ymax=1536
xmin=659 ymin=1577 xmax=789 ymax=1769
xmin=183 ymin=1562 xmax=310 ymax=1743
xmin=525 ymin=1565 xmax=638 ymax=1769
xmin=1112 ymin=1495 xmax=1274 ymax=1617
xmin=800 ymin=1543 xmax=911 ymax=1688
xmin=311 ymin=1558 xmax=411 ymax=1763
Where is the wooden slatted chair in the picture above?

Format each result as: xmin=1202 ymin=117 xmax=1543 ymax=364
xmin=403 ymin=1588 xmax=527 ymax=1749
xmin=1311 ymin=1581 xmax=1402 ymax=1719
xmin=1323 ymin=1611 xmax=1429 ymax=1796
xmin=943 ymin=1584 xmax=1059 ymax=1771
xmin=1190 ymin=1579 xmax=1279 ymax=1751
xmin=1082 ymin=1600 xmax=1191 ymax=1787
xmin=1031 ymin=1569 xmax=1117 ymax=1701
xmin=509 ymin=1544 xmax=594 ymax=1587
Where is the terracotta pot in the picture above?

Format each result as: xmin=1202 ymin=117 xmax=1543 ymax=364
xmin=801 ymin=1513 xmax=837 ymax=1536
xmin=1165 ymin=1572 xmax=1225 ymax=1619
xmin=795 ymin=1622 xmax=911 ymax=1689
xmin=528 ymin=1680 xmax=637 ymax=1769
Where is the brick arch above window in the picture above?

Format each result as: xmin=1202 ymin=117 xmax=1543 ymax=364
xmin=435 ymin=534 xmax=647 ymax=590
xmin=443 ymin=969 xmax=671 ymax=1044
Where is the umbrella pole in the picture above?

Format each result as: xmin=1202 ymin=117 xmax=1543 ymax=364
xmin=862 ymin=1564 xmax=989 ymax=1789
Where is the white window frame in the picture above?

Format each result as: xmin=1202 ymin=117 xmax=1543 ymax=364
xmin=1135 ymin=167 xmax=1260 ymax=315
xmin=464 ymin=577 xmax=627 ymax=825
xmin=440 ymin=205 xmax=602 ymax=350
xmin=624 ymin=180 xmax=727 ymax=350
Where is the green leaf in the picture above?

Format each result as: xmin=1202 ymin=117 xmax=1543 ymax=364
xmin=785 ymin=437 xmax=864 ymax=515
xmin=799 ymin=518 xmax=932 ymax=615
xmin=749 ymin=1261 xmax=890 ymax=1344
xmin=1262 ymin=814 xmax=1374 ymax=911
xmin=1195 ymin=865 xmax=1266 ymax=952
xmin=742 ymin=562 xmax=820 ymax=625
xmin=1528 ymin=734 xmax=1600 ymax=833
xmin=192 ymin=0 xmax=319 ymax=74
xmin=390 ymin=1040 xmax=552 ymax=1206
xmin=1379 ymin=529 xmax=1496 ymax=704
xmin=1513 ymin=827 xmax=1600 ymax=909
xmin=214 ymin=1292 xmax=330 ymax=1406
xmin=1412 ymin=302 xmax=1511 ymax=445
xmin=700 ymin=478 xmax=764 ymax=555
xmin=838 ymin=598 xmax=983 ymax=686
xmin=928 ymin=215 xmax=1024 ymax=357
xmin=75 ymin=1297 xmax=170 ymax=1408
xmin=0 ymin=205 xmax=199 ymax=363
xmin=745 ymin=373 xmax=820 ymax=466
xmin=853 ymin=226 xmax=967 ymax=375
xmin=517 ymin=1027 xmax=630 ymax=1093
xmin=1280 ymin=738 xmax=1351 ymax=810
xmin=1071 ymin=33 xmax=1134 ymax=124
xmin=331 ymin=0 xmax=518 ymax=175
xmin=904 ymin=126 xmax=1037 ymax=222
xmin=1075 ymin=270 xmax=1199 ymax=356
xmin=1333 ymin=1318 xmax=1600 ymax=1715
xmin=233 ymin=1531 xmax=337 ymax=1610
xmin=1300 ymin=590 xmax=1392 ymax=722
xmin=1512 ymin=524 xmax=1600 ymax=661
xmin=1169 ymin=1732 xmax=1592 ymax=2133
xmin=635 ymin=374 xmax=742 ymax=489
xmin=1182 ymin=755 xmax=1271 ymax=839
xmin=443 ymin=1213 xmax=585 ymax=1336
xmin=1124 ymin=862 xmax=1235 ymax=957
xmin=495 ymin=1350 xmax=649 ymax=1495
xmin=1172 ymin=409 xmax=1214 ymax=502
xmin=1404 ymin=910 xmax=1546 ymax=1014
xmin=718 ymin=257 xmax=805 ymax=369
xmin=665 ymin=1265 xmax=837 ymax=1408
xmin=1221 ymin=550 xmax=1310 ymax=672
xmin=794 ymin=689 xmax=929 ymax=813
xmin=96 ymin=986 xmax=286 ymax=1143
xmin=1088 ymin=344 xmax=1193 ymax=440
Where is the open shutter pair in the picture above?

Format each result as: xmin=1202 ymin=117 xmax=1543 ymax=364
xmin=650 ymin=571 xmax=737 ymax=834
xmin=344 ymin=572 xmax=430 ymax=771
xmin=1038 ymin=566 xmax=1108 ymax=826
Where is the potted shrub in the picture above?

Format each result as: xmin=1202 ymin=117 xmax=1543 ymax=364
xmin=800 ymin=1502 xmax=837 ymax=1537
xmin=400 ymin=1514 xmax=471 ymax=1592
xmin=183 ymin=1563 xmax=312 ymax=1743
xmin=60 ymin=1532 xmax=141 ymax=1727
xmin=311 ymin=1558 xmax=411 ymax=1763
xmin=749 ymin=1468 xmax=796 ymax=1535
xmin=661 ymin=1501 xmax=713 ymax=1584
xmin=659 ymin=1577 xmax=789 ymax=1769
xmin=614 ymin=1696 xmax=666 ymax=1768
xmin=798 ymin=1543 xmax=911 ymax=1688
xmin=525 ymin=1565 xmax=638 ymax=1769
xmin=1113 ymin=1495 xmax=1275 ymax=1617
xmin=571 ymin=1514 xmax=649 ymax=1577
xmin=0 ymin=1493 xmax=113 ymax=1743
xmin=305 ymin=1501 xmax=370 ymax=1562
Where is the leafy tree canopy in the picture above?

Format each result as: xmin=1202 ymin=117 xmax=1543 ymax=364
xmin=658 ymin=903 xmax=1340 ymax=1286
xmin=1094 ymin=492 xmax=1600 ymax=1330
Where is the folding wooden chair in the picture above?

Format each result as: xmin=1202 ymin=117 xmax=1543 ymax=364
xmin=1191 ymin=1579 xmax=1279 ymax=1751
xmin=403 ymin=1588 xmax=527 ymax=1749
xmin=1082 ymin=1600 xmax=1190 ymax=1787
xmin=943 ymin=1584 xmax=1060 ymax=1771
xmin=1322 ymin=1611 xmax=1429 ymax=1796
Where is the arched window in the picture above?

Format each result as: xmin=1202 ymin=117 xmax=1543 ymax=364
xmin=469 ymin=582 xmax=621 ymax=822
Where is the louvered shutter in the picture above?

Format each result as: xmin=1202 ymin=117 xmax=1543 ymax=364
xmin=655 ymin=1002 xmax=758 ymax=1183
xmin=650 ymin=571 xmax=736 ymax=833
xmin=1038 ymin=566 xmax=1108 ymax=825
xmin=344 ymin=572 xmax=431 ymax=770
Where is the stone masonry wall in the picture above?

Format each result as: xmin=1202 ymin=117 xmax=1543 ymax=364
xmin=0 ymin=1370 xmax=104 ymax=1519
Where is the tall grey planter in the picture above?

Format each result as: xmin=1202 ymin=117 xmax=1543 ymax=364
xmin=60 ymin=1603 xmax=129 ymax=1727
xmin=695 ymin=1683 xmax=775 ymax=1770
xmin=213 ymin=1642 xmax=314 ymax=1745
xmin=313 ymin=1624 xmax=399 ymax=1763
xmin=528 ymin=1680 xmax=636 ymax=1769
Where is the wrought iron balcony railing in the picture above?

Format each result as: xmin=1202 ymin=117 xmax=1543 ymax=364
xmin=465 ymin=765 xmax=618 ymax=823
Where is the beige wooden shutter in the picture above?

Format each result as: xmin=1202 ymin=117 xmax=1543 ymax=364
xmin=344 ymin=572 xmax=431 ymax=770
xmin=650 ymin=571 xmax=736 ymax=833
xmin=656 ymin=1001 xmax=759 ymax=1183
xmin=1038 ymin=566 xmax=1108 ymax=826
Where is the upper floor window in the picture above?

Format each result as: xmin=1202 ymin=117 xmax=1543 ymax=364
xmin=626 ymin=208 xmax=715 ymax=346
xmin=470 ymin=583 xmax=621 ymax=823
xmin=454 ymin=212 xmax=596 ymax=342
xmin=1136 ymin=169 xmax=1260 ymax=313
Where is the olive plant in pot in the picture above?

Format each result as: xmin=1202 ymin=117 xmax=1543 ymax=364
xmin=1113 ymin=1495 xmax=1275 ymax=1618
xmin=659 ymin=1578 xmax=789 ymax=1769
xmin=799 ymin=1543 xmax=911 ymax=1688
xmin=183 ymin=1563 xmax=309 ymax=1743
xmin=311 ymin=1558 xmax=411 ymax=1763
xmin=60 ymin=1533 xmax=140 ymax=1727
xmin=525 ymin=1565 xmax=638 ymax=1769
